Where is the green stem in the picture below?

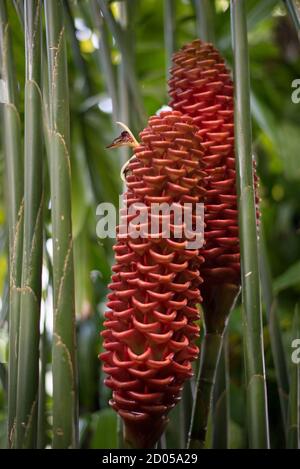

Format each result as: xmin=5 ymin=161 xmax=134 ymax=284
xmin=231 ymin=0 xmax=270 ymax=449
xmin=13 ymin=0 xmax=24 ymax=25
xmin=37 ymin=322 xmax=47 ymax=449
xmin=164 ymin=0 xmax=176 ymax=81
xmin=44 ymin=0 xmax=78 ymax=448
xmin=188 ymin=332 xmax=223 ymax=448
xmin=117 ymin=416 xmax=125 ymax=449
xmin=0 ymin=0 xmax=24 ymax=448
xmin=15 ymin=0 xmax=43 ymax=448
xmin=180 ymin=381 xmax=193 ymax=447
xmin=193 ymin=0 xmax=215 ymax=43
xmin=212 ymin=334 xmax=230 ymax=449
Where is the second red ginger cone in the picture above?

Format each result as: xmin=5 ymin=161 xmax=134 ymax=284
xmin=169 ymin=40 xmax=240 ymax=292
xmin=100 ymin=111 xmax=207 ymax=448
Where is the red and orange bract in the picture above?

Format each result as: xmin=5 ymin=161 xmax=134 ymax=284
xmin=100 ymin=111 xmax=206 ymax=448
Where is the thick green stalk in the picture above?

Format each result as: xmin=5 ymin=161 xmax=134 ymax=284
xmin=259 ymin=231 xmax=289 ymax=432
xmin=287 ymin=307 xmax=300 ymax=448
xmin=0 ymin=0 xmax=24 ymax=448
xmin=13 ymin=0 xmax=24 ymax=25
xmin=188 ymin=284 xmax=239 ymax=448
xmin=188 ymin=332 xmax=223 ymax=448
xmin=212 ymin=335 xmax=230 ymax=449
xmin=37 ymin=320 xmax=47 ymax=449
xmin=231 ymin=0 xmax=270 ymax=449
xmin=15 ymin=0 xmax=43 ymax=448
xmin=164 ymin=0 xmax=176 ymax=80
xmin=44 ymin=0 xmax=78 ymax=448
xmin=193 ymin=0 xmax=215 ymax=43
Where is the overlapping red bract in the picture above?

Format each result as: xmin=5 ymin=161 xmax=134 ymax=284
xmin=169 ymin=39 xmax=240 ymax=285
xmin=100 ymin=111 xmax=206 ymax=447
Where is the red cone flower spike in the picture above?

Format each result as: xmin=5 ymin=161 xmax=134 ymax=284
xmin=169 ymin=40 xmax=241 ymax=287
xmin=100 ymin=111 xmax=206 ymax=448
xmin=169 ymin=40 xmax=260 ymax=295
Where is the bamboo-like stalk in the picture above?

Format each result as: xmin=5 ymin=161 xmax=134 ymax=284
xmin=193 ymin=0 xmax=215 ymax=43
xmin=164 ymin=0 xmax=176 ymax=80
xmin=15 ymin=0 xmax=43 ymax=448
xmin=284 ymin=0 xmax=300 ymax=33
xmin=44 ymin=0 xmax=78 ymax=448
xmin=37 ymin=244 xmax=52 ymax=449
xmin=259 ymin=231 xmax=289 ymax=432
xmin=212 ymin=335 xmax=230 ymax=448
xmin=230 ymin=0 xmax=270 ymax=449
xmin=13 ymin=0 xmax=24 ymax=25
xmin=37 ymin=322 xmax=47 ymax=449
xmin=0 ymin=0 xmax=24 ymax=448
xmin=287 ymin=306 xmax=300 ymax=448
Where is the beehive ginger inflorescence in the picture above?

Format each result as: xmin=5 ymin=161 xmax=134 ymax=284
xmin=100 ymin=111 xmax=206 ymax=448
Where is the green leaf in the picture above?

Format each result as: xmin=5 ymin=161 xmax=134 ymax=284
xmin=277 ymin=124 xmax=300 ymax=181
xmin=45 ymin=0 xmax=78 ymax=448
xmin=247 ymin=0 xmax=278 ymax=31
xmin=274 ymin=260 xmax=300 ymax=293
xmin=0 ymin=0 xmax=24 ymax=447
xmin=90 ymin=409 xmax=118 ymax=449
xmin=250 ymin=92 xmax=279 ymax=144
